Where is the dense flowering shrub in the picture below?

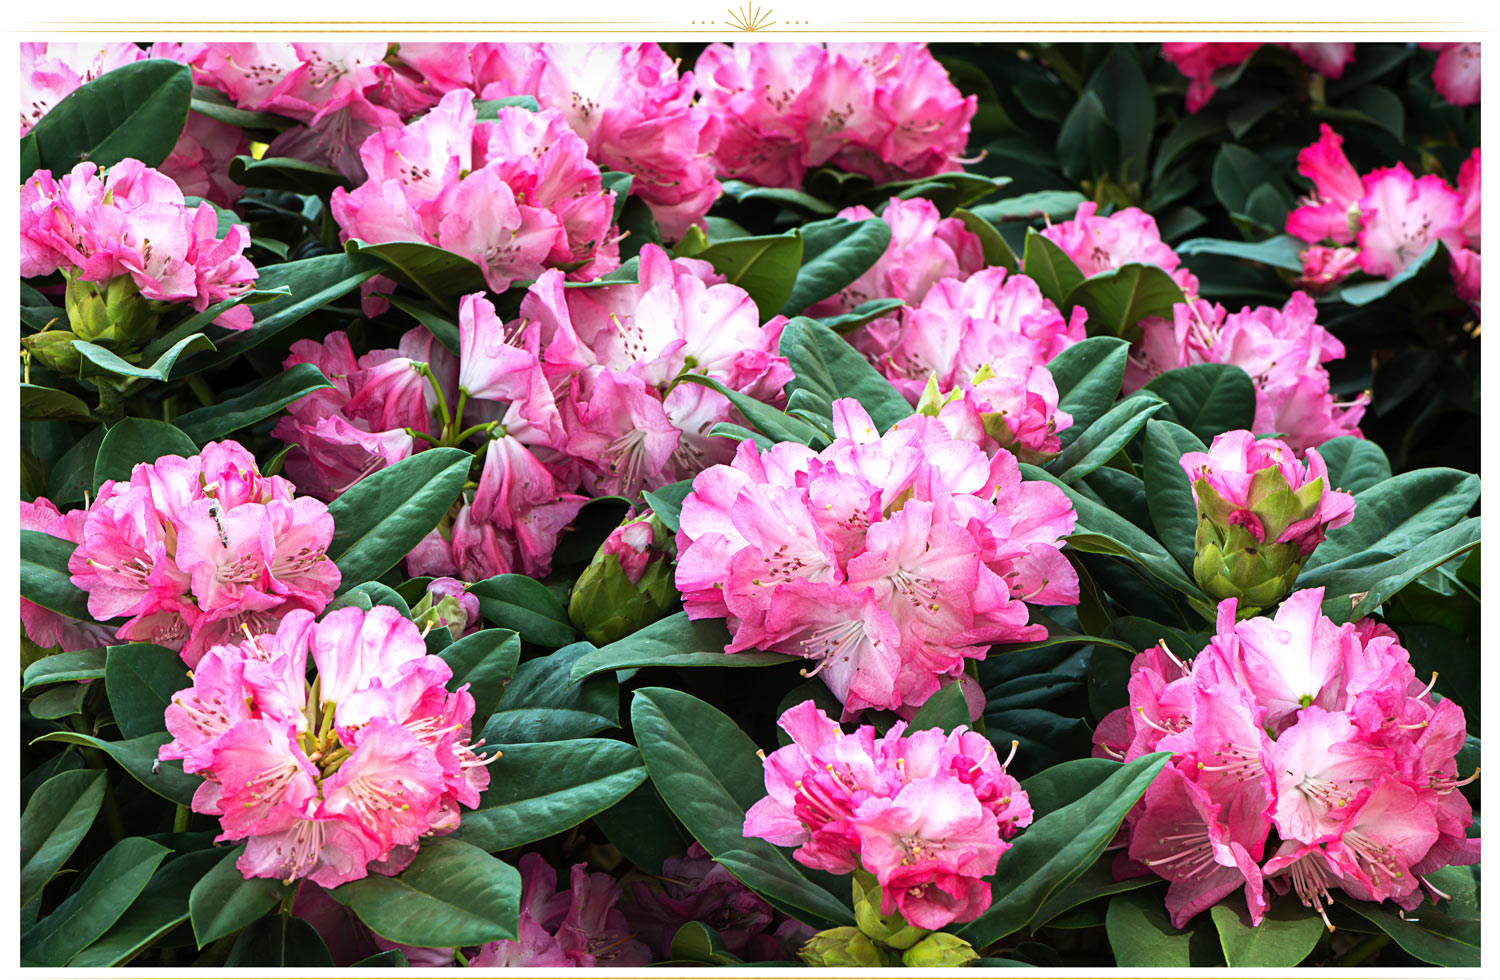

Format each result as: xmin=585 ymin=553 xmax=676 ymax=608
xmin=158 ymin=605 xmax=492 ymax=886
xmin=16 ymin=39 xmax=1481 ymax=972
xmin=675 ymin=398 xmax=1078 ymax=715
xmin=1095 ymin=588 xmax=1477 ymax=929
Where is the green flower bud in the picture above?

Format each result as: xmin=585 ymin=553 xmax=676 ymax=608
xmin=410 ymin=592 xmax=472 ymax=642
xmin=852 ymin=869 xmax=927 ymax=950
xmin=798 ymin=927 xmax=898 ymax=968
xmin=20 ymin=330 xmax=84 ymax=374
xmin=900 ymin=931 xmax=980 ymax=968
xmin=64 ymin=274 xmax=161 ymax=351
xmin=567 ymin=511 xmax=678 ymax=646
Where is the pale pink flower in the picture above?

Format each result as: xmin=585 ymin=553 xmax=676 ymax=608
xmin=1424 ymin=42 xmax=1481 ymax=106
xmin=1356 ymin=164 xmax=1466 ymax=278
xmin=20 ymin=499 xmax=116 ymax=652
xmin=20 ymin=42 xmax=148 ymax=136
xmin=1040 ymin=201 xmax=1199 ymax=297
xmin=159 ymin=113 xmax=248 ymax=208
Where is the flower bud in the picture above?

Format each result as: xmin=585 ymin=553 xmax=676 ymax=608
xmin=852 ymin=869 xmax=927 ymax=950
xmin=64 ymin=273 xmax=161 ymax=351
xmin=900 ymin=931 xmax=980 ymax=967
xmin=410 ymin=577 xmax=480 ymax=641
xmin=567 ymin=510 xmax=678 ymax=646
xmin=20 ymin=329 xmax=84 ymax=374
xmin=798 ymin=927 xmax=897 ymax=968
xmin=1180 ymin=430 xmax=1356 ymax=614
xmin=915 ymin=363 xmax=1071 ymax=465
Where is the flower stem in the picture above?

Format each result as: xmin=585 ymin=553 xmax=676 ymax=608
xmin=173 ymin=804 xmax=190 ymax=833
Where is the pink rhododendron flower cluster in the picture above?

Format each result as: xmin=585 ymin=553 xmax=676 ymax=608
xmin=158 ymin=605 xmax=492 ymax=888
xmin=694 ymin=43 xmax=976 ymax=188
xmin=458 ymin=243 xmax=793 ymax=499
xmin=744 ymin=700 xmax=1033 ymax=929
xmin=331 ymin=89 xmax=619 ymax=295
xmin=1094 ymin=588 xmax=1480 ymax=929
xmin=20 ymin=159 xmax=259 ymax=329
xmin=20 ymin=498 xmax=115 ymax=653
xmin=1135 ymin=293 xmax=1368 ymax=452
xmin=65 ymin=440 xmax=339 ymax=666
xmin=805 ymin=197 xmax=986 ymax=318
xmin=854 ymin=266 xmax=1087 ymax=405
xmin=916 ymin=361 xmax=1074 ymax=465
xmin=394 ymin=42 xmax=721 ymax=240
xmin=1422 ymin=43 xmax=1481 ymax=106
xmin=470 ymin=853 xmax=651 ymax=967
xmin=1180 ymin=430 xmax=1356 ymax=557
xmin=675 ymin=398 xmax=1078 ymax=715
xmin=1161 ymin=43 xmax=1356 ymax=112
xmin=153 ymin=42 xmax=437 ymax=181
xmin=621 ymin=843 xmax=812 ymax=961
xmin=1286 ymin=125 xmax=1480 ymax=311
xmin=1040 ymin=201 xmax=1200 ymax=297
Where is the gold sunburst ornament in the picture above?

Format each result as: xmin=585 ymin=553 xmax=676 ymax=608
xmin=726 ymin=3 xmax=774 ymax=31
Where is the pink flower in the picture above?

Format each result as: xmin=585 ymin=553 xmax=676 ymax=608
xmin=854 ymin=267 xmax=1086 ymax=403
xmin=926 ymin=362 xmax=1074 ymax=463
xmin=1424 ymin=43 xmax=1481 ymax=106
xmin=159 ymin=112 xmax=248 ymax=208
xmin=1455 ymin=148 xmax=1480 ymax=249
xmin=1282 ymin=43 xmax=1356 ymax=78
xmin=159 ymin=606 xmax=493 ymax=888
xmin=1451 ymin=247 xmax=1481 ymax=315
xmin=1286 ymin=124 xmax=1364 ymax=246
xmin=694 ymin=43 xmax=974 ymax=188
xmin=66 ymin=441 xmax=338 ymax=666
xmin=677 ymin=400 xmax=1077 ymax=716
xmin=1040 ymin=201 xmax=1199 ymax=297
xmin=1296 ymin=245 xmax=1362 ymax=293
xmin=471 ymin=854 xmax=650 ymax=967
xmin=806 ymin=197 xmax=985 ymax=318
xmin=20 ymin=42 xmax=148 ymax=136
xmin=20 ymin=499 xmax=116 ymax=652
xmin=331 ymin=90 xmax=617 ymax=293
xmin=1356 ymin=164 xmax=1466 ymax=279
xmin=1162 ymin=43 xmax=1354 ymax=112
xmin=744 ymin=700 xmax=1030 ymax=930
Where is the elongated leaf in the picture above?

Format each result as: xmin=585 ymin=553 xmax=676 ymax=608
xmin=343 ymin=238 xmax=485 ymax=307
xmin=93 ymin=418 xmax=198 ymax=492
xmin=1338 ymin=241 xmax=1440 ymax=305
xmin=818 ymin=297 xmax=905 ymax=335
xmin=20 ymin=529 xmax=92 ymax=622
xmin=1176 ymin=234 xmax=1305 ymax=272
xmin=1211 ymin=898 xmax=1326 ymax=967
xmin=33 ymin=731 xmax=197 ymax=805
xmin=21 ymin=837 xmax=172 ymax=966
xmin=1065 ymin=264 xmax=1188 ymax=342
xmin=971 ymin=190 xmax=1086 ymax=224
xmin=455 ymin=739 xmax=646 ymax=851
xmin=329 ymin=837 xmax=521 ymax=947
xmin=631 ymin=687 xmax=853 ymax=929
xmin=23 ymin=648 xmax=106 ymax=689
xmin=957 ymin=753 xmax=1171 ymax=947
xmin=1336 ymin=891 xmax=1479 ymax=967
xmin=780 ymin=217 xmax=891 ymax=316
xmin=467 ymin=573 xmax=576 ymax=648
xmin=21 ymin=383 xmax=91 ymax=422
xmin=74 ymin=333 xmax=216 ymax=382
xmin=482 ymin=643 xmax=620 ymax=745
xmin=177 ymin=253 xmax=385 ymax=373
xmin=171 ymin=363 xmax=332 ymax=444
xmin=1315 ymin=436 xmax=1391 ymax=496
xmin=719 ymin=179 xmax=836 ymax=215
xmin=20 ymin=770 xmax=106 ymax=908
xmin=1142 ymin=420 xmax=1208 ymax=573
xmin=953 ymin=206 xmax=1019 ymax=272
xmin=1142 ymin=363 xmax=1256 ymax=444
xmin=20 ymin=60 xmax=192 ymax=178
xmin=1051 ymin=391 xmax=1165 ymax=483
xmin=70 ymin=848 xmax=224 ymax=967
xmin=383 ymin=295 xmax=460 ymax=353
xmin=189 ymin=846 xmax=287 ymax=947
xmin=569 ymin=611 xmax=795 ymax=683
xmin=1303 ymin=468 xmax=1480 ymax=570
xmin=675 ymin=374 xmax=829 ymax=447
xmin=326 ymin=448 xmax=470 ymax=587
xmin=1022 ymin=228 xmax=1086 ymax=307
xmin=1046 ymin=336 xmax=1129 ymax=447
xmin=224 ymin=914 xmax=332 ymax=967
xmin=1312 ymin=517 xmax=1481 ymax=622
xmin=691 ymin=231 xmax=803 ymax=321
xmin=105 ymin=643 xmax=189 ymax=740
xmin=641 ymin=479 xmax=693 ymax=533
xmin=229 ymin=154 xmax=348 ymax=195
xmin=437 ymin=628 xmax=520 ymax=733
xmin=1106 ymin=888 xmax=1219 ymax=966
xmin=780 ymin=316 xmax=912 ymax=433
xmin=907 ymin=681 xmax=971 ymax=732
xmin=713 ymin=850 xmax=858 ymax=932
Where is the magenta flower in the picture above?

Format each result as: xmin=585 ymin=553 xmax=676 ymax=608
xmin=677 ymin=399 xmax=1077 ymax=716
xmin=1286 ymin=124 xmax=1364 ymax=247
xmin=1099 ymin=588 xmax=1478 ymax=930
xmin=806 ymin=196 xmax=985 ymax=319
xmin=470 ymin=854 xmax=650 ymax=967
xmin=694 ymin=43 xmax=975 ymax=188
xmin=159 ymin=605 xmax=493 ymax=888
xmin=1423 ymin=42 xmax=1481 ymax=106
xmin=66 ymin=440 xmax=338 ymax=666
xmin=743 ymin=700 xmax=1030 ymax=930
xmin=1162 ymin=43 xmax=1354 ymax=113
xmin=331 ymin=89 xmax=618 ymax=293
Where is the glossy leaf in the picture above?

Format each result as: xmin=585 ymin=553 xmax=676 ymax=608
xmin=171 ymin=362 xmax=332 ymax=444
xmin=481 ymin=643 xmax=620 ymax=744
xmin=20 ymin=60 xmax=192 ymax=178
xmin=569 ymin=611 xmax=795 ymax=683
xmin=20 ymin=836 xmax=172 ymax=966
xmin=20 ymin=769 xmax=106 ymax=908
xmin=188 ymin=846 xmax=286 ymax=947
xmin=326 ymin=448 xmax=470 ymax=588
xmin=466 ymin=573 xmax=576 ymax=648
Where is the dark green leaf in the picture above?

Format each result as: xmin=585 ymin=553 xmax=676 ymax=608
xmin=228 ymin=155 xmax=348 ymax=195
xmin=1051 ymin=392 xmax=1165 ymax=483
xmin=1065 ymin=264 xmax=1188 ymax=343
xmin=779 ymin=316 xmax=912 ymax=433
xmin=467 ymin=573 xmax=576 ymax=648
xmin=907 ymin=681 xmax=971 ymax=733
xmin=1176 ymin=234 xmax=1305 ymax=272
xmin=641 ymin=479 xmax=693 ymax=534
xmin=482 ymin=643 xmax=620 ymax=745
xmin=818 ymin=297 xmax=906 ymax=335
xmin=1106 ymin=888 xmax=1220 ymax=966
xmin=21 ymin=836 xmax=172 ymax=966
xmin=1142 ymin=420 xmax=1208 ymax=573
xmin=20 ymin=769 xmax=106 ymax=908
xmin=171 ymin=363 xmax=332 ymax=444
xmin=438 ymin=628 xmax=520 ymax=733
xmin=780 ymin=217 xmax=890 ymax=316
xmin=20 ymin=60 xmax=192 ymax=179
xmin=33 ymin=731 xmax=198 ymax=805
xmin=1142 ymin=363 xmax=1257 ymax=444
xmin=74 ymin=333 xmax=216 ymax=382
xmin=19 ymin=530 xmax=92 ymax=623
xmin=1211 ymin=897 xmax=1327 ymax=967
xmin=953 ymin=207 xmax=1020 ymax=273
xmin=105 ymin=643 xmax=189 ymax=740
xmin=70 ymin=849 xmax=224 ymax=967
xmin=675 ymin=374 xmax=829 ymax=447
xmin=970 ymin=190 xmax=1087 ymax=224
xmin=224 ymin=915 xmax=333 ymax=967
xmin=326 ymin=448 xmax=470 ymax=587
xmin=23 ymin=648 xmax=106 ymax=689
xmin=1023 ymin=228 xmax=1087 ymax=308
xmin=1046 ymin=336 xmax=1129 ymax=448
xmin=93 ymin=418 xmax=198 ymax=492
xmin=454 ymin=739 xmax=646 ymax=851
xmin=189 ymin=846 xmax=287 ymax=947
xmin=20 ymin=383 xmax=92 ymax=422
xmin=719 ymin=179 xmax=836 ymax=216
xmin=569 ymin=611 xmax=795 ymax=683
xmin=691 ymin=231 xmax=803 ymax=321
